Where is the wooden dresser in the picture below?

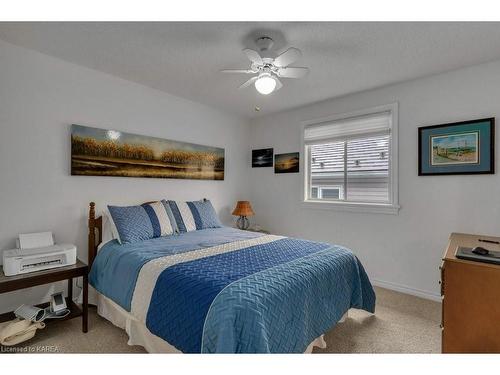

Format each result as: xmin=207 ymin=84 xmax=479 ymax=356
xmin=440 ymin=233 xmax=500 ymax=353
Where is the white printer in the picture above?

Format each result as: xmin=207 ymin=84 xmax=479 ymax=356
xmin=2 ymin=232 xmax=77 ymax=276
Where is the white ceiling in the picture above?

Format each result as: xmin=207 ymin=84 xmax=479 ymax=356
xmin=2 ymin=22 xmax=500 ymax=119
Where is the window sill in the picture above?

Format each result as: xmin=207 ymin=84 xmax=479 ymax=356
xmin=302 ymin=200 xmax=400 ymax=215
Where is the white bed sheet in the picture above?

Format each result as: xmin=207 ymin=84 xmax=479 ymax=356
xmin=95 ymin=292 xmax=329 ymax=354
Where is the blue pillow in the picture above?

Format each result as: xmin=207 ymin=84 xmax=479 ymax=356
xmin=166 ymin=199 xmax=222 ymax=232
xmin=190 ymin=199 xmax=222 ymax=229
xmin=108 ymin=205 xmax=153 ymax=244
xmin=108 ymin=202 xmax=176 ymax=244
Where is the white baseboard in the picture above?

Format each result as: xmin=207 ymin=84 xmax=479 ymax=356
xmin=371 ymin=278 xmax=442 ymax=302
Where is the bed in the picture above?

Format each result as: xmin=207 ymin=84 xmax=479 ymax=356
xmin=87 ymin=202 xmax=375 ymax=353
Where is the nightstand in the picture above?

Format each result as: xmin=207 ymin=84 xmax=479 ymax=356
xmin=0 ymin=260 xmax=89 ymax=333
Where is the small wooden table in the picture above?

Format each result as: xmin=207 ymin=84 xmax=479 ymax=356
xmin=0 ymin=260 xmax=89 ymax=333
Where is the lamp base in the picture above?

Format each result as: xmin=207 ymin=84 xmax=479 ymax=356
xmin=236 ymin=216 xmax=250 ymax=230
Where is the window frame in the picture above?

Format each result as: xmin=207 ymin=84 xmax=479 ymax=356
xmin=301 ymin=103 xmax=400 ymax=215
xmin=311 ymin=185 xmax=345 ymax=200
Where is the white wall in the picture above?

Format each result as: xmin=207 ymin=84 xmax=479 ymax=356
xmin=250 ymin=60 xmax=500 ymax=300
xmin=0 ymin=40 xmax=250 ymax=313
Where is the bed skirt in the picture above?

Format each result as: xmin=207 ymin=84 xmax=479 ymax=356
xmin=96 ymin=292 xmax=330 ymax=354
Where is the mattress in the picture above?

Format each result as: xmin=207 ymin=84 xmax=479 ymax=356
xmin=89 ymin=227 xmax=375 ymax=353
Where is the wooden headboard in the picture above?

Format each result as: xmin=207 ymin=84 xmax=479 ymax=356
xmin=88 ymin=202 xmax=102 ymax=269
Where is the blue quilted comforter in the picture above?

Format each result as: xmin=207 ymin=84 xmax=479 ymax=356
xmin=89 ymin=227 xmax=375 ymax=353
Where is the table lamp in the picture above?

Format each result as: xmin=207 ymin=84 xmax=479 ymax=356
xmin=232 ymin=201 xmax=255 ymax=230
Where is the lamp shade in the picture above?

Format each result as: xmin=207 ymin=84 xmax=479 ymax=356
xmin=232 ymin=201 xmax=255 ymax=217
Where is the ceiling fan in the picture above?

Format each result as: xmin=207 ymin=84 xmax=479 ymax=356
xmin=221 ymin=36 xmax=309 ymax=95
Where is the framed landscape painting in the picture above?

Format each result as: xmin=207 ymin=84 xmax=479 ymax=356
xmin=275 ymin=152 xmax=300 ymax=174
xmin=252 ymin=148 xmax=273 ymax=167
xmin=71 ymin=124 xmax=224 ymax=180
xmin=418 ymin=118 xmax=494 ymax=176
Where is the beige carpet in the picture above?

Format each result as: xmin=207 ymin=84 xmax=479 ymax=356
xmin=314 ymin=287 xmax=441 ymax=353
xmin=1 ymin=286 xmax=441 ymax=353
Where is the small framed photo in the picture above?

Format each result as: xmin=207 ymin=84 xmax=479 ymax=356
xmin=252 ymin=148 xmax=273 ymax=167
xmin=275 ymin=152 xmax=300 ymax=174
xmin=418 ymin=118 xmax=494 ymax=176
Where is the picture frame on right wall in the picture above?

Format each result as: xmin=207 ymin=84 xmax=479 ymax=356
xmin=418 ymin=118 xmax=495 ymax=176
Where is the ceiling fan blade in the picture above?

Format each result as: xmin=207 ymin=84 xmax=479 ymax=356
xmin=220 ymin=69 xmax=256 ymax=74
xmin=273 ymin=47 xmax=302 ymax=67
xmin=238 ymin=76 xmax=258 ymax=89
xmin=243 ymin=48 xmax=263 ymax=65
xmin=277 ymin=67 xmax=309 ymax=78
xmin=274 ymin=77 xmax=283 ymax=91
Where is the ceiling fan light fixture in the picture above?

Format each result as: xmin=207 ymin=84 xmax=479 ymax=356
xmin=222 ymin=41 xmax=308 ymax=95
xmin=254 ymin=73 xmax=276 ymax=95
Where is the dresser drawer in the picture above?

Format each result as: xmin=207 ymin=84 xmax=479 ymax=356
xmin=442 ymin=260 xmax=500 ymax=353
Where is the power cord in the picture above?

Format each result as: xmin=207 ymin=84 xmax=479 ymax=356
xmin=73 ymin=277 xmax=83 ymax=303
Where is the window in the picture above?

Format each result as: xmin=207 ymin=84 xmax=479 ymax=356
xmin=303 ymin=104 xmax=399 ymax=214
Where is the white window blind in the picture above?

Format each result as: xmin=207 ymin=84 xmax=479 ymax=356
xmin=303 ymin=105 xmax=399 ymax=213
xmin=304 ymin=111 xmax=391 ymax=144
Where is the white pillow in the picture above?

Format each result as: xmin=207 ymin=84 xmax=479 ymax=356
xmin=99 ymin=211 xmax=120 ymax=248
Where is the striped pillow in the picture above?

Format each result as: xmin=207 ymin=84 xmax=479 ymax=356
xmin=142 ymin=201 xmax=176 ymax=237
xmin=107 ymin=201 xmax=176 ymax=244
xmin=165 ymin=199 xmax=222 ymax=232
